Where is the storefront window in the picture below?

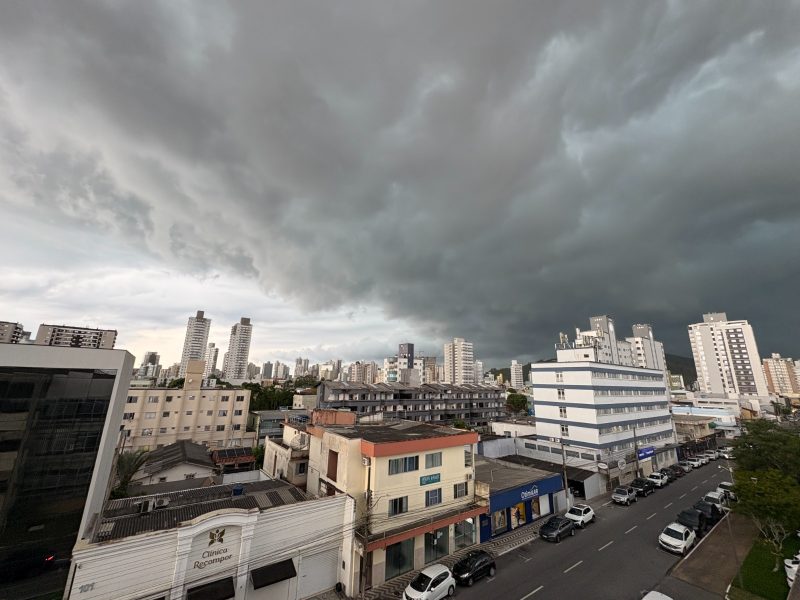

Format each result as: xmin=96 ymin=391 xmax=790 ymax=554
xmin=491 ymin=509 xmax=507 ymax=535
xmin=454 ymin=518 xmax=475 ymax=550
xmin=512 ymin=502 xmax=526 ymax=527
xmin=385 ymin=538 xmax=414 ymax=580
xmin=424 ymin=526 xmax=449 ymax=564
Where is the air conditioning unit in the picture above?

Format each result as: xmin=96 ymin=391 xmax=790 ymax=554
xmin=154 ymin=498 xmax=170 ymax=509
xmin=362 ymin=457 xmax=371 ymax=467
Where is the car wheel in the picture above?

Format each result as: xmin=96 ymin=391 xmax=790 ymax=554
xmin=489 ymin=566 xmax=496 ymax=577
xmin=570 ymin=528 xmax=575 ymax=536
xmin=447 ymin=585 xmax=454 ymax=597
xmin=556 ymin=534 xmax=561 ymax=543
xmin=467 ymin=577 xmax=473 ymax=587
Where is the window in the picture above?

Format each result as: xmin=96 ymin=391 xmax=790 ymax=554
xmin=183 ymin=426 xmax=190 ymax=432
xmin=204 ymin=425 xmax=210 ymax=431
xmin=126 ymin=396 xmax=137 ymax=404
xmin=454 ymin=482 xmax=468 ymax=498
xmin=122 ymin=412 xmax=135 ymax=420
xmin=216 ymin=425 xmax=225 ymax=432
xmin=218 ymin=410 xmax=228 ymax=417
xmin=425 ymin=488 xmax=442 ymax=507
xmin=464 ymin=445 xmax=473 ymax=467
xmin=144 ymin=412 xmax=156 ymax=419
xmin=159 ymin=427 xmax=167 ymax=434
xmin=425 ymin=452 xmax=442 ymax=469
xmin=158 ymin=477 xmax=167 ymax=483
xmin=165 ymin=396 xmax=173 ymax=403
xmin=298 ymin=462 xmax=307 ymax=474
xmin=388 ymin=456 xmax=419 ymax=475
xmin=221 ymin=396 xmax=229 ymax=402
xmin=557 ymin=388 xmax=565 ymax=400
xmin=234 ymin=409 xmax=242 ymax=416
xmin=555 ymin=371 xmax=563 ymax=382
xmin=142 ymin=428 xmax=153 ymax=437
xmin=388 ymin=496 xmax=408 ymax=516
xmin=189 ymin=395 xmax=195 ymax=400
xmin=560 ymin=424 xmax=569 ymax=437
xmin=162 ymin=411 xmax=170 ymax=418
xmin=186 ymin=410 xmax=193 ymax=416
xmin=206 ymin=410 xmax=213 ymax=416
xmin=559 ymin=406 xmax=567 ymax=418
xmin=236 ymin=395 xmax=245 ymax=402
xmin=327 ymin=450 xmax=339 ymax=481
xmin=185 ymin=473 xmax=196 ymax=480
xmin=233 ymin=424 xmax=241 ymax=430
xmin=147 ymin=396 xmax=159 ymax=403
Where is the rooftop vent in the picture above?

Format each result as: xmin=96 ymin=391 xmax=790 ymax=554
xmin=232 ymin=484 xmax=245 ymax=497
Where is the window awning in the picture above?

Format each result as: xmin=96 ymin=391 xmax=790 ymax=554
xmin=186 ymin=577 xmax=235 ymax=600
xmin=251 ymin=558 xmax=297 ymax=589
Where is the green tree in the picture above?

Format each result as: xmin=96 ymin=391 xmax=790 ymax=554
xmin=252 ymin=445 xmax=265 ymax=470
xmin=734 ymin=469 xmax=800 ymax=571
xmin=293 ymin=375 xmax=319 ymax=388
xmin=733 ymin=420 xmax=800 ymax=481
xmin=506 ymin=393 xmax=529 ymax=414
xmin=452 ymin=419 xmax=470 ymax=430
xmin=167 ymin=377 xmax=185 ymax=389
xmin=112 ymin=449 xmax=150 ymax=498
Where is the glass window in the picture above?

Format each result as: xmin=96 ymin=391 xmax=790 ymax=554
xmin=454 ymin=482 xmax=468 ymax=498
xmin=388 ymin=496 xmax=408 ymax=516
xmin=206 ymin=410 xmax=213 ymax=416
xmin=425 ymin=488 xmax=442 ymax=507
xmin=147 ymin=396 xmax=159 ymax=403
xmin=218 ymin=410 xmax=228 ymax=417
xmin=561 ymin=424 xmax=569 ymax=437
xmin=126 ymin=396 xmax=137 ymax=403
xmin=388 ymin=456 xmax=419 ymax=475
xmin=425 ymin=526 xmax=449 ymax=563
xmin=454 ymin=518 xmax=476 ymax=550
xmin=216 ymin=425 xmax=225 ymax=432
xmin=464 ymin=445 xmax=473 ymax=467
xmin=144 ymin=412 xmax=156 ymax=419
xmin=385 ymin=538 xmax=414 ymax=579
xmin=298 ymin=462 xmax=307 ymax=474
xmin=221 ymin=396 xmax=229 ymax=402
xmin=234 ymin=410 xmax=242 ymax=416
xmin=186 ymin=410 xmax=192 ymax=416
xmin=559 ymin=406 xmax=567 ymax=418
xmin=425 ymin=452 xmax=442 ymax=469
xmin=236 ymin=395 xmax=245 ymax=402
xmin=162 ymin=411 xmax=170 ymax=418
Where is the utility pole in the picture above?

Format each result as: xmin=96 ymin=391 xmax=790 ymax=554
xmin=633 ymin=424 xmax=640 ymax=478
xmin=560 ymin=439 xmax=570 ymax=508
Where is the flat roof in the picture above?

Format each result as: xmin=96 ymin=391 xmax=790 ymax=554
xmin=474 ymin=457 xmax=559 ymax=493
xmin=496 ymin=454 xmax=597 ymax=482
xmin=320 ymin=381 xmax=503 ymax=393
xmin=321 ymin=420 xmax=471 ymax=443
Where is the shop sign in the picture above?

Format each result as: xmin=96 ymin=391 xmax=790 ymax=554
xmin=520 ymin=484 xmax=539 ymax=500
xmin=420 ymin=473 xmax=441 ymax=486
xmin=637 ymin=446 xmax=655 ymax=460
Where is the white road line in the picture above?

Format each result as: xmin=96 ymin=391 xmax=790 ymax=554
xmin=664 ymin=502 xmax=673 ymax=509
xmin=598 ymin=541 xmax=614 ymax=551
xmin=563 ymin=561 xmax=583 ymax=573
xmin=691 ymin=486 xmax=698 ymax=491
xmin=487 ymin=577 xmax=495 ymax=582
xmin=712 ymin=473 xmax=718 ymax=478
xmin=625 ymin=525 xmax=638 ymax=534
xmin=603 ymin=500 xmax=613 ymax=506
xmin=520 ymin=585 xmax=544 ymax=599
xmin=679 ymin=493 xmax=687 ymax=499
xmin=702 ymin=479 xmax=708 ymax=484
xmin=646 ymin=512 xmax=657 ymax=520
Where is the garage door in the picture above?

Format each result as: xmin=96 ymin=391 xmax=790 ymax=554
xmin=296 ymin=547 xmax=339 ymax=599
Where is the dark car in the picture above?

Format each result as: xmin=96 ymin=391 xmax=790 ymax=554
xmin=676 ymin=508 xmax=708 ymax=538
xmin=452 ymin=549 xmax=496 ymax=586
xmin=631 ymin=478 xmax=656 ymax=497
xmin=693 ymin=500 xmax=723 ymax=526
xmin=0 ymin=548 xmax=68 ymax=583
xmin=659 ymin=467 xmax=677 ymax=482
xmin=667 ymin=464 xmax=686 ymax=478
xmin=539 ymin=516 xmax=576 ymax=543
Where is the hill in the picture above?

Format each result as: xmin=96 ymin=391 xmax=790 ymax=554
xmin=665 ymin=354 xmax=697 ymax=387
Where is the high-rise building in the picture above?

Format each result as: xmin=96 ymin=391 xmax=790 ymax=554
xmin=688 ymin=312 xmax=768 ymax=397
xmin=474 ymin=360 xmax=484 ymax=384
xmin=0 ymin=344 xmax=134 ymax=598
xmin=246 ymin=362 xmax=260 ymax=380
xmin=762 ymin=353 xmax=799 ymax=395
xmin=294 ymin=357 xmax=309 ymax=377
xmin=135 ymin=351 xmax=161 ymax=380
xmin=626 ymin=324 xmax=667 ymax=371
xmin=222 ymin=318 xmax=252 ymax=380
xmin=179 ymin=311 xmax=211 ymax=378
xmin=443 ymin=338 xmax=474 ymax=384
xmin=262 ymin=361 xmax=273 ymax=379
xmin=0 ymin=321 xmax=28 ymax=344
xmin=34 ymin=324 xmax=117 ymax=349
xmin=202 ymin=342 xmax=219 ymax=378
xmin=398 ymin=343 xmax=415 ymax=369
xmin=413 ymin=356 xmax=437 ymax=384
xmin=510 ymin=360 xmax=524 ymax=389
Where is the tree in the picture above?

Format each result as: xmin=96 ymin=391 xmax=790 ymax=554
xmin=252 ymin=445 xmax=265 ymax=470
xmin=733 ymin=420 xmax=800 ymax=481
xmin=506 ymin=393 xmax=529 ymax=414
xmin=452 ymin=419 xmax=470 ymax=430
xmin=734 ymin=468 xmax=800 ymax=571
xmin=167 ymin=378 xmax=185 ymax=389
xmin=112 ymin=449 xmax=150 ymax=498
xmin=293 ymin=375 xmax=319 ymax=388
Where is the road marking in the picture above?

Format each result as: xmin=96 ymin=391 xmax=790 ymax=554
xmin=664 ymin=502 xmax=673 ymax=509
xmin=712 ymin=473 xmax=718 ymax=478
xmin=598 ymin=541 xmax=614 ymax=551
xmin=603 ymin=500 xmax=613 ymax=506
xmin=691 ymin=486 xmax=698 ymax=491
xmin=487 ymin=577 xmax=495 ymax=582
xmin=563 ymin=561 xmax=583 ymax=573
xmin=679 ymin=493 xmax=686 ymax=499
xmin=647 ymin=512 xmax=657 ymax=520
xmin=625 ymin=525 xmax=638 ymax=534
xmin=702 ymin=479 xmax=708 ymax=484
xmin=520 ymin=585 xmax=544 ymax=599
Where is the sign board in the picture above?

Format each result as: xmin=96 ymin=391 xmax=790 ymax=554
xmin=597 ymin=462 xmax=609 ymax=471
xmin=637 ymin=446 xmax=655 ymax=460
xmin=420 ymin=473 xmax=441 ymax=486
xmin=187 ymin=525 xmax=241 ymax=580
xmin=520 ymin=485 xmax=539 ymax=500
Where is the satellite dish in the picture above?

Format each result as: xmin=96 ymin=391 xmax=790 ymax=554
xmin=617 ymin=459 xmax=626 ymax=470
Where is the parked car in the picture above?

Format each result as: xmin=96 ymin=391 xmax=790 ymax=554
xmin=539 ymin=516 xmax=576 ymax=543
xmin=716 ymin=481 xmax=737 ymax=502
xmin=565 ymin=504 xmax=595 ymax=528
xmin=692 ymin=500 xmax=723 ymax=526
xmin=666 ymin=465 xmax=685 ymax=478
xmin=403 ymin=564 xmax=455 ymax=600
xmin=676 ymin=508 xmax=708 ymax=538
xmin=702 ymin=450 xmax=719 ymax=461
xmin=658 ymin=522 xmax=697 ymax=556
xmin=631 ymin=478 xmax=656 ymax=497
xmin=687 ymin=457 xmax=703 ymax=468
xmin=452 ymin=550 xmax=496 ymax=587
xmin=703 ymin=491 xmax=729 ymax=511
xmin=677 ymin=461 xmax=693 ymax=472
xmin=660 ymin=467 xmax=678 ymax=482
xmin=647 ymin=472 xmax=669 ymax=488
xmin=719 ymin=448 xmax=735 ymax=460
xmin=612 ymin=486 xmax=638 ymax=506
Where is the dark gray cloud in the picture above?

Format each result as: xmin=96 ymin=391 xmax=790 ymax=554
xmin=1 ymin=0 xmax=800 ymax=364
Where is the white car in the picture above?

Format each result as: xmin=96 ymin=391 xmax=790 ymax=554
xmin=719 ymin=448 xmax=735 ymax=460
xmin=702 ymin=450 xmax=718 ymax=461
xmin=687 ymin=457 xmax=703 ymax=468
xmin=716 ymin=481 xmax=737 ymax=502
xmin=659 ymin=522 xmax=697 ymax=556
xmin=403 ymin=564 xmax=455 ymax=600
xmin=785 ymin=557 xmax=799 ymax=580
xmin=703 ymin=491 xmax=729 ymax=511
xmin=647 ymin=472 xmax=669 ymax=488
xmin=565 ymin=503 xmax=595 ymax=528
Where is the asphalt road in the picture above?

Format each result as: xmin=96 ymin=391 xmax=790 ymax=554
xmin=455 ymin=463 xmax=728 ymax=600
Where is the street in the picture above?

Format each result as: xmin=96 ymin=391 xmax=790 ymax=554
xmin=456 ymin=464 xmax=727 ymax=600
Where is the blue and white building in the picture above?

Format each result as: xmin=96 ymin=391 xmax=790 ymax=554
xmin=529 ymin=316 xmax=677 ymax=487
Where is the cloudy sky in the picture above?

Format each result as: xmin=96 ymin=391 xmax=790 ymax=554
xmin=2 ymin=1 xmax=799 ymax=368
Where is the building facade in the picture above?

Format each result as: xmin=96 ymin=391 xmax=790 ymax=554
xmin=223 ymin=318 xmax=253 ymax=380
xmin=510 ymin=360 xmax=524 ymax=389
xmin=688 ymin=312 xmax=768 ymax=396
xmin=0 ymin=344 xmax=134 ymax=599
xmin=762 ymin=353 xmax=800 ymax=395
xmin=179 ymin=311 xmax=212 ymax=378
xmin=443 ymin=338 xmax=475 ymax=385
xmin=204 ymin=343 xmax=220 ymax=378
xmin=122 ymin=360 xmax=256 ymax=451
xmin=34 ymin=324 xmax=117 ymax=349
xmin=0 ymin=321 xmax=27 ymax=344
xmin=626 ymin=324 xmax=667 ymax=371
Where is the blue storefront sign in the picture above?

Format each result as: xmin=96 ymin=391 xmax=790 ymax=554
xmin=420 ymin=473 xmax=441 ymax=486
xmin=637 ymin=446 xmax=655 ymax=460
xmin=480 ymin=473 xmax=563 ymax=542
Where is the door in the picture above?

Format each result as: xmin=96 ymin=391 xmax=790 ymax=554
xmin=430 ymin=572 xmax=448 ymax=600
xmin=297 ymin=547 xmax=338 ymax=598
xmin=424 ymin=526 xmax=449 ymax=564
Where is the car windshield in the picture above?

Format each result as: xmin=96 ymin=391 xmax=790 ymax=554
xmin=409 ymin=573 xmax=432 ymax=592
xmin=663 ymin=527 xmax=683 ymax=540
xmin=567 ymin=507 xmax=583 ymax=516
xmin=704 ymin=496 xmax=719 ymax=503
xmin=614 ymin=488 xmax=627 ymax=494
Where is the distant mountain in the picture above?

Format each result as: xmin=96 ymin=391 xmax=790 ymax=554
xmin=665 ymin=354 xmax=697 ymax=387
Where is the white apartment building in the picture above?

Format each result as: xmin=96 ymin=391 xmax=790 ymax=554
xmin=204 ymin=342 xmax=220 ymax=378
xmin=626 ymin=324 xmax=666 ymax=371
xmin=510 ymin=360 xmax=524 ymax=389
xmin=222 ymin=317 xmax=253 ymax=380
xmin=443 ymin=337 xmax=475 ymax=384
xmin=136 ymin=351 xmax=162 ymax=380
xmin=762 ymin=353 xmax=799 ymax=395
xmin=179 ymin=310 xmax=211 ymax=378
xmin=689 ymin=312 xmax=769 ymax=397
xmin=34 ymin=324 xmax=117 ymax=349
xmin=122 ymin=360 xmax=256 ymax=451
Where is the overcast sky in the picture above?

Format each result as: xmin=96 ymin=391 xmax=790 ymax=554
xmin=2 ymin=1 xmax=799 ymax=368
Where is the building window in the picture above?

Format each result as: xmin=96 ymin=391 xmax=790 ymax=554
xmin=159 ymin=427 xmax=167 ymax=434
xmin=555 ymin=371 xmax=563 ymax=382
xmin=185 ymin=473 xmax=196 ymax=479
xmin=234 ymin=410 xmax=242 ymax=416
xmin=464 ymin=445 xmax=473 ymax=467
xmin=142 ymin=428 xmax=153 ymax=437
xmin=122 ymin=412 xmax=135 ymax=420
xmin=162 ymin=411 xmax=170 ymax=418
xmin=207 ymin=410 xmax=213 ymax=416
xmin=218 ymin=410 xmax=228 ymax=417
xmin=236 ymin=395 xmax=245 ymax=402
xmin=221 ymin=396 xmax=229 ymax=402
xmin=204 ymin=425 xmax=211 ymax=431
xmin=388 ymin=496 xmax=409 ymax=516
xmin=183 ymin=427 xmax=190 ymax=432
xmin=561 ymin=424 xmax=569 ymax=437
xmin=425 ymin=452 xmax=442 ymax=469
xmin=327 ymin=450 xmax=339 ymax=481
xmin=454 ymin=482 xmax=468 ymax=498
xmin=165 ymin=396 xmax=173 ymax=402
xmin=216 ymin=425 xmax=225 ymax=432
xmin=559 ymin=406 xmax=567 ymax=418
xmin=298 ymin=462 xmax=307 ymax=474
xmin=148 ymin=396 xmax=159 ymax=403
xmin=186 ymin=411 xmax=193 ymax=416
xmin=158 ymin=477 xmax=167 ymax=483
xmin=144 ymin=412 xmax=156 ymax=419
xmin=557 ymin=388 xmax=565 ymax=400
xmin=425 ymin=488 xmax=442 ymax=507
xmin=232 ymin=424 xmax=241 ymax=430
xmin=388 ymin=456 xmax=419 ymax=475
xmin=126 ymin=396 xmax=137 ymax=404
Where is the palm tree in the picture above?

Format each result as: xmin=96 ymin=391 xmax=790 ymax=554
xmin=113 ymin=449 xmax=150 ymax=497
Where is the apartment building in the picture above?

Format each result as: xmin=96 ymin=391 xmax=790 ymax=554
xmin=443 ymin=338 xmax=475 ymax=384
xmin=203 ymin=342 xmax=219 ymax=378
xmin=626 ymin=324 xmax=667 ymax=371
xmin=304 ymin=411 xmax=483 ymax=591
xmin=122 ymin=360 xmax=256 ymax=451
xmin=34 ymin=324 xmax=116 ymax=349
xmin=316 ymin=381 xmax=505 ymax=427
xmin=222 ymin=317 xmax=252 ymax=380
xmin=0 ymin=321 xmax=28 ymax=344
xmin=762 ymin=353 xmax=800 ymax=395
xmin=179 ymin=310 xmax=211 ymax=378
xmin=510 ymin=360 xmax=524 ymax=389
xmin=688 ymin=312 xmax=768 ymax=396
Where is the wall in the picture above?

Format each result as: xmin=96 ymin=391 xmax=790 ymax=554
xmin=132 ymin=462 xmax=217 ymax=485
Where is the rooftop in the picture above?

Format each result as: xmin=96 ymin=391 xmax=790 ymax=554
xmin=496 ymin=454 xmax=596 ymax=482
xmin=319 ymin=381 xmax=503 ymax=393
xmin=318 ymin=420 xmax=473 ymax=443
xmin=141 ymin=440 xmax=215 ymax=476
xmin=474 ymin=457 xmax=559 ymax=493
xmin=95 ymin=479 xmax=310 ymax=542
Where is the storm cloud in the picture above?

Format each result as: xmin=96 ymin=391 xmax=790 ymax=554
xmin=1 ymin=0 xmax=799 ymax=365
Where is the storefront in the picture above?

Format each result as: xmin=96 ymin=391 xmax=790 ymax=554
xmin=478 ymin=470 xmax=563 ymax=542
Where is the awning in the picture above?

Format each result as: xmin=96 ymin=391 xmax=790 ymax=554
xmin=186 ymin=577 xmax=235 ymax=600
xmin=251 ymin=558 xmax=297 ymax=589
